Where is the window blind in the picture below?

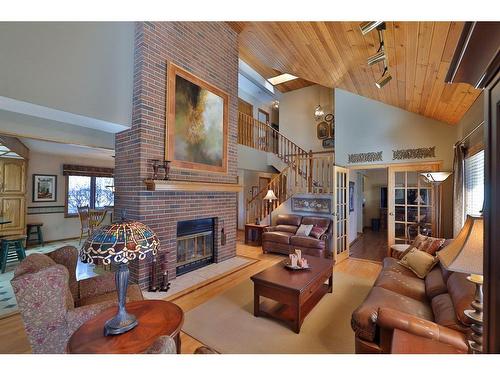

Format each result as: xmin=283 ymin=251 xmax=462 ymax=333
xmin=464 ymin=150 xmax=484 ymax=216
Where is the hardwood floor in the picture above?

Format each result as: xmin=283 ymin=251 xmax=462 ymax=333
xmin=0 ymin=236 xmax=381 ymax=354
xmin=349 ymin=228 xmax=388 ymax=263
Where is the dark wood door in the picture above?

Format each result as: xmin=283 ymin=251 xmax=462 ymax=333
xmin=484 ymin=70 xmax=500 ymax=354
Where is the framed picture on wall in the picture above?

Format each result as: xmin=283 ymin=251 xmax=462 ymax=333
xmin=166 ymin=63 xmax=229 ymax=174
xmin=349 ymin=181 xmax=355 ymax=212
xmin=317 ymin=121 xmax=329 ymax=139
xmin=251 ymin=186 xmax=259 ymax=198
xmin=32 ymin=174 xmax=57 ymax=202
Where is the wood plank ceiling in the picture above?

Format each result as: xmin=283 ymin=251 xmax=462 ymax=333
xmin=231 ymin=22 xmax=481 ymax=125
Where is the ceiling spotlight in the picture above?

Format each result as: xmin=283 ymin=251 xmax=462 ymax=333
xmin=367 ymin=50 xmax=386 ymax=66
xmin=376 ymin=68 xmax=392 ymax=89
xmin=359 ymin=21 xmax=384 ymax=35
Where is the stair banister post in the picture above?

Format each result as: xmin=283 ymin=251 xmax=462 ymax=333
xmin=308 ymin=150 xmax=313 ymax=193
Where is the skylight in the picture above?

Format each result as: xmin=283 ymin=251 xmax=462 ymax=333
xmin=267 ymin=73 xmax=298 ymax=86
xmin=0 ymin=142 xmax=23 ymax=159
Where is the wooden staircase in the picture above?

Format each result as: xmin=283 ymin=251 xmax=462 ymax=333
xmin=238 ymin=112 xmax=334 ymax=224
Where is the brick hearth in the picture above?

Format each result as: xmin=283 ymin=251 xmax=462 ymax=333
xmin=114 ymin=22 xmax=239 ymax=288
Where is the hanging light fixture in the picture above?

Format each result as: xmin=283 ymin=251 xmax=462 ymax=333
xmin=272 ymin=100 xmax=279 ymax=109
xmin=314 ymin=88 xmax=325 ymax=120
xmin=376 ymin=67 xmax=392 ymax=88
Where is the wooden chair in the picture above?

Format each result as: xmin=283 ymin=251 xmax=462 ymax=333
xmin=89 ymin=208 xmax=108 ymax=232
xmin=1 ymin=235 xmax=27 ymax=273
xmin=77 ymin=207 xmax=108 ymax=245
xmin=77 ymin=206 xmax=90 ymax=245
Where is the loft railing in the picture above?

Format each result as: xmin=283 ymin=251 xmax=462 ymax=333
xmin=238 ymin=112 xmax=308 ymax=163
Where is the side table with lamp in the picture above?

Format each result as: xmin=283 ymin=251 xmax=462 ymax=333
xmin=437 ymin=215 xmax=484 ymax=353
xmin=263 ymin=189 xmax=278 ymax=225
xmin=69 ymin=219 xmax=185 ymax=353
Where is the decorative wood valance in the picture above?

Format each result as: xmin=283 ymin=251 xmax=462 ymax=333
xmin=63 ymin=164 xmax=114 ymax=177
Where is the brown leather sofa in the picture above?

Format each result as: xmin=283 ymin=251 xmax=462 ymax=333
xmin=351 ymin=256 xmax=474 ymax=354
xmin=262 ymin=214 xmax=332 ymax=258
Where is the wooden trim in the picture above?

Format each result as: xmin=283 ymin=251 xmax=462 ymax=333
xmin=484 ymin=71 xmax=500 ymax=353
xmin=144 ymin=179 xmax=242 ymax=193
xmin=166 ymin=62 xmax=229 ymax=174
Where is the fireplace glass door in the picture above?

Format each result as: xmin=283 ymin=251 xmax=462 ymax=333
xmin=176 ymin=218 xmax=214 ymax=276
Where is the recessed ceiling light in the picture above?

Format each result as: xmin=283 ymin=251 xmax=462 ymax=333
xmin=267 ymin=73 xmax=298 ymax=86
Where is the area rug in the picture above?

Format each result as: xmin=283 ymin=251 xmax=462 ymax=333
xmin=182 ymin=271 xmax=373 ymax=354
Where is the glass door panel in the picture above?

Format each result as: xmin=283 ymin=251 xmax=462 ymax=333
xmin=333 ymin=166 xmax=349 ymax=263
xmin=388 ymin=164 xmax=439 ymax=250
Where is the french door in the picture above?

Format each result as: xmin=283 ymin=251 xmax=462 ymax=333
xmin=333 ymin=166 xmax=349 ymax=263
xmin=387 ymin=163 xmax=440 ymax=251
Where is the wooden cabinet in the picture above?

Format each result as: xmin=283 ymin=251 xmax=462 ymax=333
xmin=0 ymin=159 xmax=26 ymax=195
xmin=0 ymin=196 xmax=26 ymax=235
xmin=0 ymin=158 xmax=26 ymax=236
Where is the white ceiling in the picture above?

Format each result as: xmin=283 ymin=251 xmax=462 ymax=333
xmin=19 ymin=138 xmax=115 ymax=160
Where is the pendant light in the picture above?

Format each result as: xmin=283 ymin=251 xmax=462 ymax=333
xmin=314 ymin=88 xmax=324 ymax=120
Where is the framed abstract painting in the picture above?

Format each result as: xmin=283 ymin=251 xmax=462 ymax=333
xmin=166 ymin=63 xmax=228 ymax=174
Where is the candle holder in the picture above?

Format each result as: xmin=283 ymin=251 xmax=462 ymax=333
xmin=162 ymin=160 xmax=171 ymax=180
xmin=150 ymin=159 xmax=161 ymax=180
xmin=148 ymin=257 xmax=159 ymax=292
xmin=160 ymin=270 xmax=171 ymax=292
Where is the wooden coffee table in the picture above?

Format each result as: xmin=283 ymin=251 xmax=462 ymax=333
xmin=251 ymin=255 xmax=333 ymax=333
xmin=67 ymin=300 xmax=184 ymax=354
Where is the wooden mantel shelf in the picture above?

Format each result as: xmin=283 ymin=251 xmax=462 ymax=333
xmin=144 ymin=179 xmax=242 ymax=192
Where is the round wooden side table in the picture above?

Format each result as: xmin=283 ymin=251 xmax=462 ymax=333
xmin=67 ymin=300 xmax=184 ymax=354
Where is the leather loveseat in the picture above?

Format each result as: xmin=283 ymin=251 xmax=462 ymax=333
xmin=351 ymin=254 xmax=474 ymax=354
xmin=262 ymin=214 xmax=332 ymax=258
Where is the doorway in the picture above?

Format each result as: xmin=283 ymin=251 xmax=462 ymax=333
xmin=349 ymin=168 xmax=388 ymax=262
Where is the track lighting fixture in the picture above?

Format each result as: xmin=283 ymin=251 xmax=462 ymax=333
xmin=367 ymin=50 xmax=386 ymax=66
xmin=375 ymin=68 xmax=392 ymax=89
xmin=359 ymin=21 xmax=384 ymax=35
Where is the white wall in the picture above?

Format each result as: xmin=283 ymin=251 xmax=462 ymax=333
xmin=0 ymin=22 xmax=134 ymax=126
xmin=26 ymin=151 xmax=114 ymax=242
xmin=279 ymin=85 xmax=334 ymax=152
xmin=335 ymin=88 xmax=456 ymax=170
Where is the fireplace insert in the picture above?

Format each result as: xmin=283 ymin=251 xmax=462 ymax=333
xmin=176 ymin=218 xmax=215 ymax=276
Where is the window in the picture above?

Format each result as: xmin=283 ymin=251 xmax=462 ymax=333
xmin=464 ymin=150 xmax=484 ymax=217
xmin=66 ymin=175 xmax=114 ymax=216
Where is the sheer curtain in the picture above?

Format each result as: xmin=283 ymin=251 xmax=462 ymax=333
xmin=453 ymin=144 xmax=466 ymax=237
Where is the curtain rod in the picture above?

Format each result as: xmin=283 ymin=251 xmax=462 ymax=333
xmin=454 ymin=121 xmax=484 ymax=148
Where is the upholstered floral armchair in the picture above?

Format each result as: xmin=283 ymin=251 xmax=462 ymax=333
xmin=11 ymin=246 xmax=143 ymax=353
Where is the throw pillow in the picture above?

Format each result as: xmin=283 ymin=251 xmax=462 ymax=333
xmin=418 ymin=236 xmax=446 ymax=255
xmin=399 ymin=248 xmax=439 ymax=279
xmin=411 ymin=234 xmax=428 ymax=249
xmin=309 ymin=225 xmax=327 ymax=239
xmin=295 ymin=224 xmax=313 ymax=237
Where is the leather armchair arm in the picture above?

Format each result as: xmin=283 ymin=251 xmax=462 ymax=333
xmin=264 ymin=226 xmax=277 ymax=233
xmin=377 ymin=307 xmax=468 ymax=353
xmin=78 ymin=272 xmax=116 ymax=300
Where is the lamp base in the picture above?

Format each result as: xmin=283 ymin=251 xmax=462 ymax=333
xmin=465 ymin=275 xmax=483 ymax=354
xmin=104 ymin=311 xmax=138 ymax=336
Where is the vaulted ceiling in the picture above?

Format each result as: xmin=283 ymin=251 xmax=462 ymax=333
xmin=229 ymin=22 xmax=481 ymax=125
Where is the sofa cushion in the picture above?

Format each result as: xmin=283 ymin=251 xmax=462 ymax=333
xmin=431 ymin=293 xmax=468 ymax=332
xmin=398 ymin=248 xmax=438 ymax=278
xmin=275 ymin=225 xmax=298 ymax=234
xmin=447 ymin=272 xmax=475 ymax=326
xmin=275 ymin=214 xmax=302 ymax=227
xmin=351 ymin=286 xmax=434 ymax=342
xmin=374 ymin=270 xmax=427 ymax=302
xmin=425 ymin=265 xmax=448 ymax=299
xmin=301 ymin=216 xmax=330 ymax=228
xmin=262 ymin=231 xmax=294 ymax=244
xmin=296 ymin=224 xmax=313 ymax=236
xmin=290 ymin=235 xmax=325 ymax=249
xmin=417 ymin=236 xmax=446 ymax=256
xmin=382 ymin=257 xmax=418 ymax=278
xmin=310 ymin=225 xmax=327 ymax=239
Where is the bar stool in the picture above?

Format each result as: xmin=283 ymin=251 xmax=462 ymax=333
xmin=1 ymin=235 xmax=27 ymax=273
xmin=26 ymin=223 xmax=44 ymax=247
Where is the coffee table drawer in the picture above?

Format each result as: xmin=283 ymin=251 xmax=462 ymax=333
xmin=300 ymin=268 xmax=331 ymax=304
